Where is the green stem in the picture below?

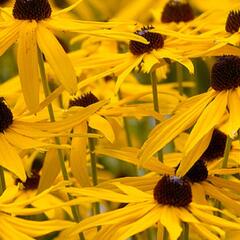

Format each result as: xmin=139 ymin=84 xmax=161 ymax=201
xmin=0 ymin=166 xmax=6 ymax=196
xmin=150 ymin=71 xmax=163 ymax=162
xmin=176 ymin=63 xmax=183 ymax=95
xmin=88 ymin=127 xmax=101 ymax=216
xmin=38 ymin=50 xmax=84 ymax=240
xmin=181 ymin=222 xmax=189 ymax=240
xmin=222 ymin=135 xmax=232 ymax=169
xmin=163 ymin=228 xmax=168 ymax=240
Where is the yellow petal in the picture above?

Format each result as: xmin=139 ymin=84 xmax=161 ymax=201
xmin=176 ymin=130 xmax=213 ymax=176
xmin=37 ymin=149 xmax=60 ymax=193
xmin=111 ymin=206 xmax=160 ymax=240
xmin=62 ymin=202 xmax=154 ymax=237
xmin=192 ymin=207 xmax=240 ymax=230
xmin=184 ymin=91 xmax=228 ymax=154
xmin=70 ymin=122 xmax=91 ymax=187
xmin=227 ymin=89 xmax=240 ymax=137
xmin=17 ymin=21 xmax=39 ymax=113
xmin=153 ymin=49 xmax=194 ymax=74
xmin=0 ymin=134 xmax=26 ymax=181
xmin=115 ymin=55 xmax=144 ymax=93
xmin=88 ymin=114 xmax=115 ymax=143
xmin=0 ymin=21 xmax=21 ymax=55
xmin=139 ymin=91 xmax=215 ymax=163
xmin=36 ymin=24 xmax=77 ymax=94
xmin=160 ymin=206 xmax=182 ymax=240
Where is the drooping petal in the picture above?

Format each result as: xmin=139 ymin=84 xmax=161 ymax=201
xmin=139 ymin=91 xmax=215 ymax=163
xmin=37 ymin=149 xmax=60 ymax=193
xmin=95 ymin=147 xmax=174 ymax=174
xmin=62 ymin=202 xmax=154 ymax=237
xmin=110 ymin=206 xmax=160 ymax=240
xmin=115 ymin=55 xmax=144 ymax=93
xmin=0 ymin=21 xmax=21 ymax=56
xmin=36 ymin=24 xmax=77 ymax=94
xmin=0 ymin=134 xmax=26 ymax=181
xmin=70 ymin=122 xmax=91 ymax=187
xmin=88 ymin=114 xmax=115 ymax=143
xmin=160 ymin=206 xmax=182 ymax=240
xmin=227 ymin=89 xmax=240 ymax=138
xmin=177 ymin=129 xmax=213 ymax=176
xmin=17 ymin=21 xmax=39 ymax=113
xmin=184 ymin=91 xmax=228 ymax=154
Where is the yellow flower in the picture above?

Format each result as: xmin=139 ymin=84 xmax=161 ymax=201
xmin=70 ymin=24 xmax=194 ymax=94
xmin=140 ymin=55 xmax=240 ymax=176
xmin=0 ymin=0 xmax=145 ymax=112
xmin=0 ymin=181 xmax=75 ymax=240
xmin=61 ymin=177 xmax=240 ymax=240
xmin=96 ymin=144 xmax=240 ymax=215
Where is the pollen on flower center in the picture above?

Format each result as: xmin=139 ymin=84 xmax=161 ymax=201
xmin=183 ymin=160 xmax=208 ymax=183
xmin=225 ymin=10 xmax=240 ymax=33
xmin=153 ymin=175 xmax=192 ymax=207
xmin=13 ymin=0 xmax=52 ymax=21
xmin=15 ymin=171 xmax=40 ymax=190
xmin=161 ymin=0 xmax=194 ymax=23
xmin=211 ymin=55 xmax=240 ymax=91
xmin=129 ymin=26 xmax=164 ymax=55
xmin=69 ymin=92 xmax=99 ymax=108
xmin=0 ymin=97 xmax=13 ymax=133
xmin=200 ymin=129 xmax=229 ymax=162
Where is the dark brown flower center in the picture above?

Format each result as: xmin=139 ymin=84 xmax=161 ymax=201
xmin=161 ymin=0 xmax=194 ymax=23
xmin=13 ymin=0 xmax=52 ymax=21
xmin=211 ymin=55 xmax=240 ymax=91
xmin=201 ymin=129 xmax=229 ymax=162
xmin=0 ymin=97 xmax=13 ymax=133
xmin=225 ymin=10 xmax=240 ymax=33
xmin=183 ymin=160 xmax=208 ymax=183
xmin=153 ymin=175 xmax=192 ymax=207
xmin=69 ymin=92 xmax=99 ymax=108
xmin=0 ymin=0 xmax=9 ymax=4
xmin=129 ymin=26 xmax=164 ymax=55
xmin=15 ymin=171 xmax=40 ymax=190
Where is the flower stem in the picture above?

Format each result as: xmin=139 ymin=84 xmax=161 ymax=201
xmin=88 ymin=127 xmax=101 ymax=216
xmin=181 ymin=222 xmax=189 ymax=240
xmin=38 ymin=50 xmax=84 ymax=240
xmin=163 ymin=228 xmax=168 ymax=240
xmin=150 ymin=70 xmax=163 ymax=162
xmin=0 ymin=166 xmax=6 ymax=196
xmin=176 ymin=63 xmax=183 ymax=95
xmin=222 ymin=135 xmax=232 ymax=169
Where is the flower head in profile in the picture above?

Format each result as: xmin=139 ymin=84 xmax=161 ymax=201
xmin=140 ymin=55 xmax=240 ymax=176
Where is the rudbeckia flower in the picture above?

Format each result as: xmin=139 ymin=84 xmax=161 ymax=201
xmin=71 ymin=24 xmax=194 ymax=93
xmin=60 ymin=176 xmax=240 ymax=240
xmin=0 ymin=181 xmax=75 ymax=240
xmin=140 ymin=55 xmax=240 ymax=176
xmin=0 ymin=97 xmax=59 ymax=181
xmin=96 ymin=136 xmax=240 ymax=215
xmin=0 ymin=0 xmax=146 ymax=112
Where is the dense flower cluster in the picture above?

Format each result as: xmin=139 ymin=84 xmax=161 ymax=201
xmin=0 ymin=0 xmax=240 ymax=240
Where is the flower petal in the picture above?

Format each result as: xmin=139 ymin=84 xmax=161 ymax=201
xmin=17 ymin=21 xmax=39 ymax=113
xmin=36 ymin=24 xmax=77 ymax=94
xmin=88 ymin=114 xmax=115 ymax=143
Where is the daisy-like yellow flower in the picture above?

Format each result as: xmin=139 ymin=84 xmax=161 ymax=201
xmin=96 ymin=137 xmax=240 ymax=216
xmin=0 ymin=97 xmax=58 ymax=181
xmin=0 ymin=0 xmax=146 ymax=112
xmin=0 ymin=181 xmax=75 ymax=240
xmin=71 ymin=24 xmax=194 ymax=94
xmin=60 ymin=176 xmax=240 ymax=240
xmin=140 ymin=55 xmax=240 ymax=176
